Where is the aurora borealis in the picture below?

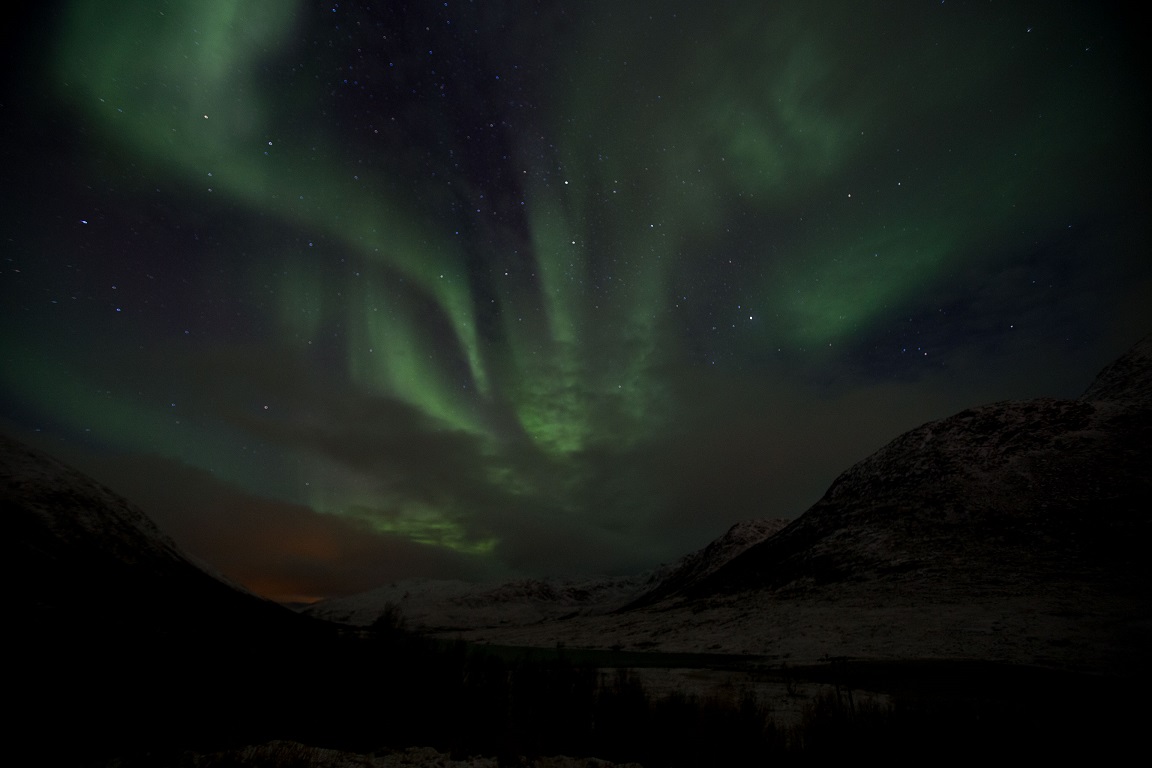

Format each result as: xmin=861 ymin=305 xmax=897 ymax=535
xmin=2 ymin=1 xmax=1148 ymax=602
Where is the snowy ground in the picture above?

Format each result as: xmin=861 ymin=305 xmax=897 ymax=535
xmin=431 ymin=582 xmax=1150 ymax=680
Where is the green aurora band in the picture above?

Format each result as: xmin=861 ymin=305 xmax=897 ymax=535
xmin=35 ymin=0 xmax=1127 ymax=557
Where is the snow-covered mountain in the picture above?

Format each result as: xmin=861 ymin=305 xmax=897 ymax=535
xmin=683 ymin=334 xmax=1152 ymax=601
xmin=437 ymin=336 xmax=1152 ymax=677
xmin=4 ymin=432 xmax=196 ymax=568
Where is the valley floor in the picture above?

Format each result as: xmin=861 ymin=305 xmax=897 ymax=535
xmin=431 ymin=583 xmax=1152 ymax=681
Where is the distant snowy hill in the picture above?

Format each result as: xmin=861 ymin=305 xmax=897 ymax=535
xmin=304 ymin=570 xmax=670 ymax=630
xmin=623 ymin=518 xmax=789 ymax=609
xmin=305 ymin=518 xmax=791 ymax=629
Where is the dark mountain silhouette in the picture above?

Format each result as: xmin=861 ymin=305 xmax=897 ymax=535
xmin=1 ymin=432 xmax=323 ymax=635
xmin=1 ymin=433 xmax=343 ymax=763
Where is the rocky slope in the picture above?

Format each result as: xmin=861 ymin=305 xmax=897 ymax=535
xmin=622 ymin=518 xmax=790 ymax=609
xmin=685 ymin=335 xmax=1152 ymax=601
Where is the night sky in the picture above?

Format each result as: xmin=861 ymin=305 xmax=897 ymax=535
xmin=2 ymin=1 xmax=1148 ymax=602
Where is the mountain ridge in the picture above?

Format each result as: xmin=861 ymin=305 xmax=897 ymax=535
xmin=1 ymin=431 xmax=320 ymax=635
xmin=674 ymin=334 xmax=1152 ymax=603
xmin=305 ymin=519 xmax=794 ymax=629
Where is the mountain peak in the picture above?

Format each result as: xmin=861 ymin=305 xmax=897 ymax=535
xmin=681 ymin=335 xmax=1152 ymax=600
xmin=2 ymin=433 xmax=191 ymax=573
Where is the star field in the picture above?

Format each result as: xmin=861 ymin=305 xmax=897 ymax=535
xmin=1 ymin=1 xmax=1148 ymax=602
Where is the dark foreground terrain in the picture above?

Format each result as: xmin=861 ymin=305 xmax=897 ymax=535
xmin=20 ymin=620 xmax=1146 ymax=767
